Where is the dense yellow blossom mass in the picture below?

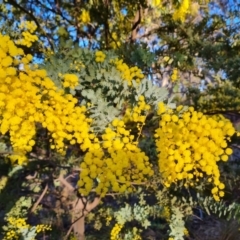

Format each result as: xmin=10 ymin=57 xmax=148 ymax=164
xmin=95 ymin=50 xmax=106 ymax=63
xmin=151 ymin=0 xmax=162 ymax=7
xmin=109 ymin=32 xmax=121 ymax=49
xmin=78 ymin=113 xmax=154 ymax=196
xmin=123 ymin=95 xmax=151 ymax=123
xmin=62 ymin=73 xmax=79 ymax=89
xmin=114 ymin=59 xmax=145 ymax=86
xmin=3 ymin=217 xmax=51 ymax=240
xmin=171 ymin=68 xmax=179 ymax=82
xmin=77 ymin=96 xmax=155 ymax=197
xmin=0 ymin=30 xmax=236 ymax=203
xmin=155 ymin=104 xmax=235 ymax=201
xmin=79 ymin=9 xmax=91 ymax=24
xmin=173 ymin=0 xmax=190 ymax=22
xmin=15 ymin=21 xmax=38 ymax=47
xmin=110 ymin=223 xmax=123 ymax=240
xmin=0 ymin=33 xmax=93 ymax=164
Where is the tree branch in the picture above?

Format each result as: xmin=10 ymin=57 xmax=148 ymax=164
xmin=31 ymin=183 xmax=48 ymax=213
xmin=7 ymin=0 xmax=55 ymax=50
xmin=130 ymin=5 xmax=142 ymax=42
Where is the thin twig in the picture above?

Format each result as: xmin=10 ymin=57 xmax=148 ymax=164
xmin=25 ymin=172 xmax=37 ymax=180
xmin=56 ymin=175 xmax=75 ymax=192
xmin=64 ymin=224 xmax=74 ymax=240
xmin=7 ymin=0 xmax=54 ymax=50
xmin=31 ymin=183 xmax=48 ymax=213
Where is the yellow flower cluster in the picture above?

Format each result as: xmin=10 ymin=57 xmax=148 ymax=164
xmin=42 ymin=47 xmax=54 ymax=61
xmin=123 ymin=95 xmax=151 ymax=124
xmin=133 ymin=234 xmax=142 ymax=240
xmin=78 ymin=149 xmax=153 ymax=196
xmin=171 ymin=68 xmax=179 ymax=82
xmin=161 ymin=206 xmax=171 ymax=221
xmin=157 ymin=101 xmax=166 ymax=115
xmin=0 ymin=33 xmax=93 ymax=164
xmin=110 ymin=223 xmax=123 ymax=240
xmin=79 ymin=9 xmax=91 ymax=24
xmin=16 ymin=21 xmax=38 ymax=47
xmin=151 ymin=0 xmax=162 ymax=7
xmin=36 ymin=224 xmax=52 ymax=233
xmin=95 ymin=50 xmax=106 ymax=63
xmin=19 ymin=21 xmax=37 ymax=33
xmin=3 ymin=230 xmax=17 ymax=240
xmin=3 ymin=217 xmax=51 ymax=239
xmin=184 ymin=228 xmax=189 ymax=236
xmin=78 ymin=117 xmax=153 ymax=196
xmin=102 ymin=119 xmax=136 ymax=150
xmin=70 ymin=60 xmax=85 ymax=72
xmin=106 ymin=216 xmax=112 ymax=226
xmin=173 ymin=0 xmax=190 ymax=22
xmin=70 ymin=236 xmax=78 ymax=240
xmin=132 ymin=227 xmax=142 ymax=240
xmin=7 ymin=217 xmax=29 ymax=229
xmin=114 ymin=59 xmax=144 ymax=86
xmin=0 ymin=176 xmax=8 ymax=191
xmin=36 ymin=86 xmax=93 ymax=153
xmin=62 ymin=73 xmax=79 ymax=89
xmin=155 ymin=105 xmax=235 ymax=201
xmin=110 ymin=32 xmax=121 ymax=49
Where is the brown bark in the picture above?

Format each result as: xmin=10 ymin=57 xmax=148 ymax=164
xmin=71 ymin=197 xmax=101 ymax=240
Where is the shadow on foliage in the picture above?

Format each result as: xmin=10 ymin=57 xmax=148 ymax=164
xmin=0 ymin=157 xmax=64 ymax=239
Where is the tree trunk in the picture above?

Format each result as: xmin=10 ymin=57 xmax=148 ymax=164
xmin=72 ymin=197 xmax=101 ymax=239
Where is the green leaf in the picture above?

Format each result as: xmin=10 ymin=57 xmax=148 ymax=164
xmin=8 ymin=165 xmax=23 ymax=177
